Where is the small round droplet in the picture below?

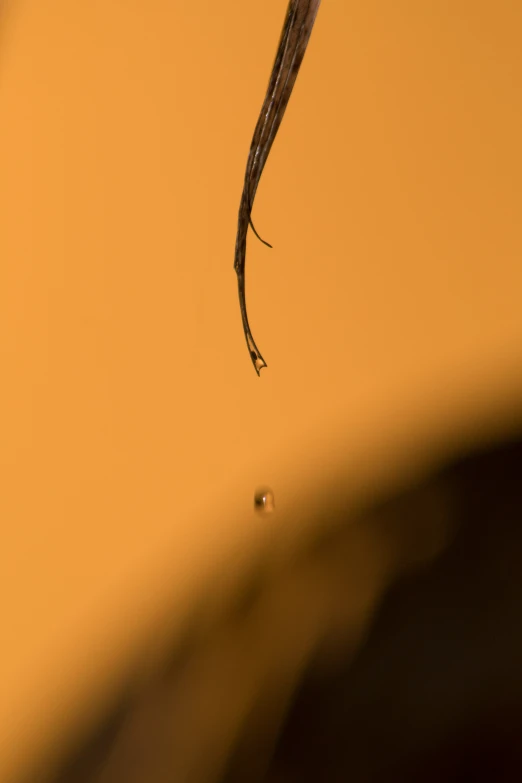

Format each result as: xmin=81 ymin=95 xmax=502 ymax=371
xmin=254 ymin=487 xmax=275 ymax=513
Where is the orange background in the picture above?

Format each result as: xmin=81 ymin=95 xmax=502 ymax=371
xmin=1 ymin=1 xmax=521 ymax=779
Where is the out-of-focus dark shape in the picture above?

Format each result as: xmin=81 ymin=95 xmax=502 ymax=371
xmin=264 ymin=435 xmax=522 ymax=783
xmin=24 ymin=430 xmax=522 ymax=782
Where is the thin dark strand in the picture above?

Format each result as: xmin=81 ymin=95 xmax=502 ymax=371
xmin=246 ymin=6 xmax=308 ymax=205
xmin=240 ymin=4 xmax=299 ymax=258
xmin=240 ymin=1 xmax=298 ymax=208
xmin=258 ymin=14 xmax=312 ymax=178
xmin=244 ymin=1 xmax=299 ymax=204
xmin=248 ymin=214 xmax=273 ymax=249
xmin=234 ymin=0 xmax=321 ymax=374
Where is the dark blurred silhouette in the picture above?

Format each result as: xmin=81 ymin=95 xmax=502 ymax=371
xmin=20 ymin=427 xmax=522 ymax=783
xmin=264 ymin=434 xmax=522 ymax=783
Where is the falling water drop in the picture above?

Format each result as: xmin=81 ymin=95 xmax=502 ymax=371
xmin=250 ymin=350 xmax=267 ymax=375
xmin=254 ymin=487 xmax=275 ymax=513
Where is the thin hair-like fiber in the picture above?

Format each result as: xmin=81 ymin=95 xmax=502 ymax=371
xmin=234 ymin=0 xmax=322 ymax=374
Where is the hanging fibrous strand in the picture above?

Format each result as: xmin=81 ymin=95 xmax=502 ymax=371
xmin=234 ymin=0 xmax=322 ymax=375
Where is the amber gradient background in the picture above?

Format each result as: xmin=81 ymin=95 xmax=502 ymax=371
xmin=1 ymin=1 xmax=521 ymax=780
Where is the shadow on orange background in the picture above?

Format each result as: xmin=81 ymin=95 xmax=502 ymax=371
xmin=0 ymin=1 xmax=521 ymax=780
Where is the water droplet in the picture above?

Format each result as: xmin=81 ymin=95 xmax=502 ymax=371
xmin=254 ymin=487 xmax=275 ymax=513
xmin=251 ymin=353 xmax=267 ymax=374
